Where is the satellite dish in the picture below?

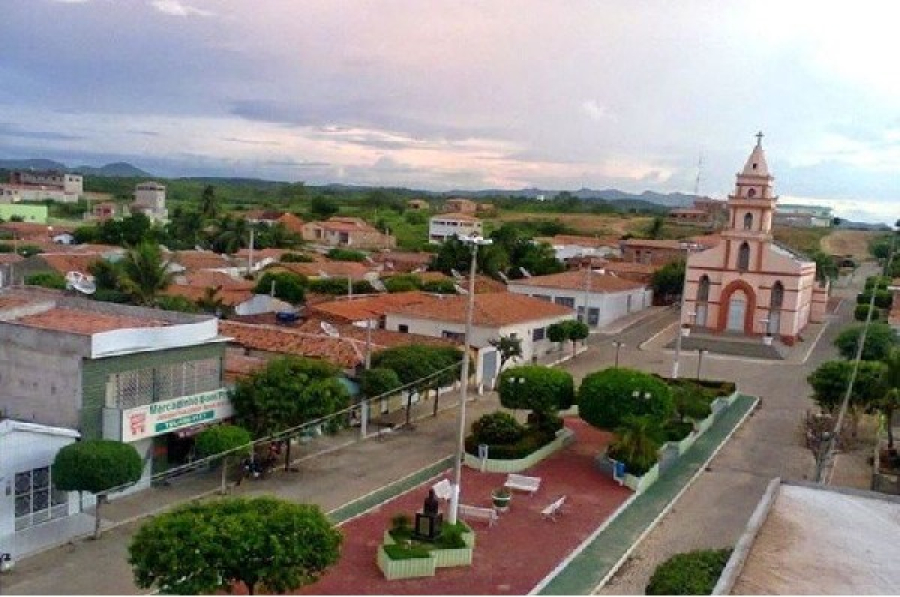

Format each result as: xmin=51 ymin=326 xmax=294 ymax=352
xmin=497 ymin=271 xmax=510 ymax=284
xmin=370 ymin=278 xmax=387 ymax=292
xmin=413 ymin=266 xmax=426 ymax=274
xmin=519 ymin=267 xmax=532 ymax=278
xmin=450 ymin=268 xmax=463 ymax=280
xmin=317 ymin=270 xmax=331 ymax=279
xmin=454 ymin=284 xmax=469 ymax=295
xmin=320 ymin=321 xmax=340 ymax=338
xmin=65 ymin=271 xmax=96 ymax=295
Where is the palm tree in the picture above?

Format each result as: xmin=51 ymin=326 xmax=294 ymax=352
xmin=211 ymin=215 xmax=249 ymax=254
xmin=197 ymin=286 xmax=230 ymax=317
xmin=118 ymin=242 xmax=175 ymax=306
xmin=608 ymin=415 xmax=664 ymax=476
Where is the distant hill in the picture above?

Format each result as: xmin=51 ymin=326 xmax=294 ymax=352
xmin=440 ymin=187 xmax=696 ymax=208
xmin=0 ymin=159 xmax=150 ymax=178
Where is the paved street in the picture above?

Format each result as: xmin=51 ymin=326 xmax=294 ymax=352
xmin=597 ymin=267 xmax=869 ymax=594
xmin=0 ymin=268 xmax=867 ymax=595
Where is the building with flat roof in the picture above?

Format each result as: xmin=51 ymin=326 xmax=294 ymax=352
xmin=774 ymin=203 xmax=833 ymax=228
xmin=428 ymin=212 xmax=483 ymax=244
xmin=132 ymin=181 xmax=168 ymax=222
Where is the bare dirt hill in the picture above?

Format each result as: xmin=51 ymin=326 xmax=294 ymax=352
xmin=821 ymin=230 xmax=880 ymax=261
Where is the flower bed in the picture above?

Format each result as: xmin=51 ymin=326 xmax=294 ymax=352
xmin=377 ymin=545 xmax=435 ymax=580
xmin=377 ymin=522 xmax=475 ymax=579
xmin=463 ymin=427 xmax=574 ymax=473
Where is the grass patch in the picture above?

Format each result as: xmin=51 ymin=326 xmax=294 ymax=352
xmin=382 ymin=543 xmax=432 ymax=560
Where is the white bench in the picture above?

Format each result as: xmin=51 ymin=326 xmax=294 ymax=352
xmin=541 ymin=495 xmax=567 ymax=522
xmin=458 ymin=504 xmax=498 ymax=527
xmin=432 ymin=479 xmax=453 ymax=501
xmin=504 ymin=473 xmax=541 ymax=495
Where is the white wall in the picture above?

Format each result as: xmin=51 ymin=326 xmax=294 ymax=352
xmin=506 ymin=283 xmax=650 ymax=328
xmin=0 ymin=422 xmax=87 ymax=560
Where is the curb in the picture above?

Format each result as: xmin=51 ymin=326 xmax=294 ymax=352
xmin=591 ymin=394 xmax=759 ymax=593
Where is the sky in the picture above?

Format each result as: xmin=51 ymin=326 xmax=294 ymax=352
xmin=2 ymin=1 xmax=900 ymax=223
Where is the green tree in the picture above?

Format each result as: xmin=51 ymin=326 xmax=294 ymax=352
xmin=651 ymin=260 xmax=685 ymax=303
xmin=578 ymin=367 xmax=675 ymax=430
xmin=155 ymin=295 xmax=200 ymax=313
xmin=646 ymin=549 xmax=732 ymax=595
xmin=489 ymin=334 xmax=523 ymax=370
xmin=872 ymin=348 xmax=900 ymax=450
xmin=118 ymin=242 xmax=174 ymax=306
xmin=210 ymin=215 xmax=249 ymax=254
xmin=310 ymin=196 xmax=339 ymax=219
xmin=834 ymin=323 xmax=900 ymax=361
xmin=383 ymin=274 xmax=421 ymax=293
xmin=547 ymin=319 xmax=589 ymax=358
xmin=806 ymin=359 xmax=886 ymax=413
xmin=326 ymin=248 xmax=367 ymax=262
xmin=371 ymin=345 xmax=464 ymax=424
xmin=646 ymin=216 xmax=665 ymax=239
xmin=498 ymin=365 xmax=574 ymax=430
xmin=811 ymin=250 xmax=838 ymax=282
xmin=230 ymin=356 xmax=350 ymax=439
xmin=53 ymin=439 xmax=143 ymax=538
xmin=358 ymin=367 xmax=403 ymax=398
xmin=88 ymin=259 xmax=124 ymax=291
xmin=607 ymin=415 xmax=665 ymax=476
xmin=129 ymin=497 xmax=341 ymax=595
xmin=254 ymin=271 xmax=307 ymax=304
xmin=25 ymin=271 xmax=66 ymax=290
xmin=200 ymin=185 xmax=219 ymax=219
xmin=429 ymin=236 xmax=509 ymax=279
xmin=195 ymin=424 xmax=252 ymax=494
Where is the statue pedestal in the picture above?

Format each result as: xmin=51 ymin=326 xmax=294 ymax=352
xmin=413 ymin=511 xmax=443 ymax=541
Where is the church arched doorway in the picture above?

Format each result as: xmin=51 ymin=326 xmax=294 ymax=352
xmin=726 ymin=291 xmax=747 ymax=332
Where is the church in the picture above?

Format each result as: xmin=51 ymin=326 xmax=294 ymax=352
xmin=682 ymin=134 xmax=829 ymax=345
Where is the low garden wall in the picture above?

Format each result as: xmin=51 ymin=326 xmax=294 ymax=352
xmin=378 ymin=526 xmax=476 ymax=580
xmin=463 ymin=427 xmax=575 ymax=473
xmin=597 ymin=391 xmax=739 ymax=494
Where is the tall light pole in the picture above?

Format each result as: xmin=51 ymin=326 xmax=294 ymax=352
xmin=448 ymin=235 xmax=492 ymax=525
xmin=696 ymin=349 xmax=708 ymax=380
xmin=671 ymin=253 xmax=692 ymax=379
xmin=613 ymin=340 xmax=624 ymax=368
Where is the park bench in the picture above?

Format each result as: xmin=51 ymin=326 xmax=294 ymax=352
xmin=541 ymin=495 xmax=567 ymax=522
xmin=458 ymin=504 xmax=498 ymax=527
xmin=504 ymin=473 xmax=541 ymax=495
xmin=432 ymin=479 xmax=453 ymax=501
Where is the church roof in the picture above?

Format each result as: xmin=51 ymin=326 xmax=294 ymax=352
xmin=741 ymin=132 xmax=770 ymax=177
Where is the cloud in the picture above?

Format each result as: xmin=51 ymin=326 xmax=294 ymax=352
xmin=581 ymin=100 xmax=615 ymax=122
xmin=150 ymin=0 xmax=212 ymax=17
xmin=0 ymin=123 xmax=83 ymax=141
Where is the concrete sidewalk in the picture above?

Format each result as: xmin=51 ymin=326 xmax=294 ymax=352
xmin=535 ymin=394 xmax=759 ymax=595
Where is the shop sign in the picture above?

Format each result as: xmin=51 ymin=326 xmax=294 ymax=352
xmin=121 ymin=388 xmax=233 ymax=442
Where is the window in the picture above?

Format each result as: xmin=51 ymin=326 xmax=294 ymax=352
xmin=770 ymin=281 xmax=784 ymax=308
xmin=587 ymin=308 xmax=600 ymax=326
xmin=532 ymin=327 xmax=546 ymax=341
xmin=744 ymin=212 xmax=753 ymax=230
xmin=108 ymin=359 xmax=222 ymax=409
xmin=15 ymin=466 xmax=68 ymax=531
xmin=747 ymin=187 xmax=757 ymax=198
xmin=737 ymin=242 xmax=751 ymax=271
xmin=697 ymin=275 xmax=711 ymax=302
xmin=442 ymin=330 xmax=465 ymax=342
xmin=398 ymin=324 xmax=409 ymax=333
xmin=110 ymin=368 xmax=154 ymax=409
xmin=555 ymin=296 xmax=575 ymax=308
xmin=532 ymin=294 xmax=552 ymax=302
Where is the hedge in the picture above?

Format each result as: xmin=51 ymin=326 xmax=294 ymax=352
xmin=578 ymin=368 xmax=675 ymax=430
xmin=464 ymin=428 xmax=554 ymax=460
xmin=646 ymin=548 xmax=732 ymax=595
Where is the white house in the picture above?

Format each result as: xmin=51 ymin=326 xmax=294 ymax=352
xmin=383 ymin=292 xmax=575 ymax=372
xmin=506 ymin=269 xmax=652 ymax=329
xmin=428 ymin=213 xmax=483 ymax=244
xmin=132 ymin=181 xmax=168 ymax=222
xmin=0 ymin=420 xmax=88 ymax=561
xmin=535 ymin=234 xmax=621 ymax=262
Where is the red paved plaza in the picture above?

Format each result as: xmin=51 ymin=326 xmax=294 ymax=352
xmin=301 ymin=419 xmax=632 ymax=595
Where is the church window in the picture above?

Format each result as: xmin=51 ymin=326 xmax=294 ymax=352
xmin=697 ymin=275 xmax=710 ymax=302
xmin=770 ymin=281 xmax=784 ymax=308
xmin=737 ymin=242 xmax=750 ymax=271
xmin=752 ymin=163 xmax=758 ymax=170
xmin=747 ymin=188 xmax=757 ymax=198
xmin=743 ymin=212 xmax=753 ymax=230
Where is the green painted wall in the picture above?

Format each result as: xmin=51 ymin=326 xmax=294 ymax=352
xmin=0 ymin=204 xmax=49 ymax=223
xmin=80 ymin=342 xmax=226 ymax=439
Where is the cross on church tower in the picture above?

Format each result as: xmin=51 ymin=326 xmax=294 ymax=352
xmin=755 ymin=131 xmax=764 ymax=147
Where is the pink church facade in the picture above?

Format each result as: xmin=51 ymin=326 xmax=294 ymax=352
xmin=683 ymin=134 xmax=829 ymax=345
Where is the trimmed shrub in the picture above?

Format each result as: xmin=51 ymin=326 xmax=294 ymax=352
xmin=834 ymin=322 xmax=899 ymax=361
xmin=646 ymin=548 xmax=732 ymax=595
xmin=663 ymin=419 xmax=695 ymax=442
xmin=472 ymin=412 xmax=526 ymax=445
xmin=421 ymin=279 xmax=457 ymax=294
xmin=498 ymin=366 xmax=575 ymax=415
xmin=856 ymin=289 xmax=893 ymax=309
xmin=281 ymin=252 xmax=314 ymax=263
xmin=25 ymin=271 xmax=66 ymax=289
xmin=326 ymin=248 xmax=367 ymax=262
xmin=855 ymin=303 xmax=881 ymax=322
xmin=579 ymin=368 xmax=675 ymax=430
xmin=464 ymin=428 xmax=554 ymax=460
xmin=383 ymin=274 xmax=421 ymax=293
xmin=671 ymin=384 xmax=712 ymax=421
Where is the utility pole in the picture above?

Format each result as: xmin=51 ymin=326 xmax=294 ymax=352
xmin=360 ymin=317 xmax=372 ymax=440
xmin=248 ymin=227 xmax=255 ymax=275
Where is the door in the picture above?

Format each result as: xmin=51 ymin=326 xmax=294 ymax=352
xmin=695 ymin=304 xmax=708 ymax=328
xmin=726 ymin=292 xmax=746 ymax=332
xmin=768 ymin=310 xmax=781 ymax=335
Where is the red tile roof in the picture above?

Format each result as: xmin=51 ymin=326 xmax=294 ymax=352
xmin=0 ymin=254 xmax=24 ymax=265
xmin=12 ymin=307 xmax=169 ymax=335
xmin=220 ymin=320 xmax=364 ymax=368
xmin=277 ymin=213 xmax=306 ymax=235
xmin=272 ymin=260 xmax=374 ymax=280
xmin=169 ymin=250 xmax=233 ymax=271
xmin=161 ymin=285 xmax=254 ymax=308
xmin=224 ymin=348 xmax=268 ymax=382
xmin=385 ymin=292 xmax=573 ymax=327
xmin=0 ymin=222 xmax=77 ymax=239
xmin=179 ymin=271 xmax=255 ymax=291
xmin=508 ymin=269 xmax=646 ymax=292
xmin=311 ymin=291 xmax=433 ymax=322
xmin=38 ymin=253 xmax=105 ymax=275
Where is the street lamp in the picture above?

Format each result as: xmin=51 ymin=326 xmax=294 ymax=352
xmin=448 ymin=235 xmax=493 ymax=526
xmin=696 ymin=349 xmax=708 ymax=380
xmin=613 ymin=341 xmax=625 ymax=368
xmin=671 ymin=308 xmax=695 ymax=380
